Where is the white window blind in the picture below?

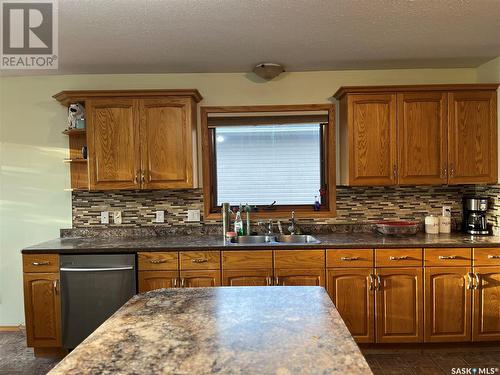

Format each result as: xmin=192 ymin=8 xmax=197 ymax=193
xmin=215 ymin=124 xmax=321 ymax=206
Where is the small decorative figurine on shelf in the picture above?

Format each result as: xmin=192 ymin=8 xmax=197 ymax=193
xmin=68 ymin=103 xmax=85 ymax=129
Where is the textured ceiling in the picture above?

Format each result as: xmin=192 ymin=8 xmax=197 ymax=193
xmin=4 ymin=0 xmax=500 ymax=75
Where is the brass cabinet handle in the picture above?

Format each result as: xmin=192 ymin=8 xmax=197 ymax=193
xmin=467 ymin=272 xmax=475 ymax=290
xmin=149 ymin=259 xmax=167 ymax=264
xmin=441 ymin=164 xmax=448 ymax=179
xmin=180 ymin=277 xmax=185 ymax=288
xmin=134 ymin=170 xmax=139 ymax=184
xmin=32 ymin=261 xmax=50 ymax=266
xmin=376 ymin=274 xmax=382 ymax=291
xmin=53 ymin=280 xmax=59 ymax=295
xmin=439 ymin=255 xmax=457 ymax=260
xmin=393 ymin=164 xmax=398 ymax=180
xmin=449 ymin=163 xmax=455 ymax=177
xmin=340 ymin=256 xmax=359 ymax=261
xmin=141 ymin=171 xmax=145 ymax=183
xmin=275 ymin=276 xmax=280 ymax=286
xmin=474 ymin=273 xmax=481 ymax=290
xmin=369 ymin=274 xmax=375 ymax=291
xmin=266 ymin=276 xmax=272 ymax=286
xmin=172 ymin=278 xmax=178 ymax=288
xmin=191 ymin=258 xmax=208 ymax=264
xmin=488 ymin=255 xmax=500 ymax=259
xmin=389 ymin=256 xmax=408 ymax=261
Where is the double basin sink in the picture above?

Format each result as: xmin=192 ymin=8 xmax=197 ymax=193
xmin=229 ymin=234 xmax=321 ymax=245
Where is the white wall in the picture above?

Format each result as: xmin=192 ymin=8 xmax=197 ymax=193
xmin=0 ymin=68 xmax=479 ymax=325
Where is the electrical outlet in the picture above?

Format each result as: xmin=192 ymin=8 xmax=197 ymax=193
xmin=155 ymin=210 xmax=164 ymax=223
xmin=187 ymin=209 xmax=201 ymax=222
xmin=442 ymin=206 xmax=452 ymax=217
xmin=100 ymin=211 xmax=109 ymax=224
xmin=113 ymin=211 xmax=122 ymax=225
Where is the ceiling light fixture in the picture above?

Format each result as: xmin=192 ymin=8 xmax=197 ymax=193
xmin=252 ymin=62 xmax=285 ymax=80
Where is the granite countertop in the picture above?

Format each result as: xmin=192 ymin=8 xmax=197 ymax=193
xmin=48 ymin=287 xmax=372 ymax=375
xmin=22 ymin=232 xmax=500 ymax=253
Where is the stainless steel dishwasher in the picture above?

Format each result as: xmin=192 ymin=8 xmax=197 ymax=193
xmin=60 ymin=254 xmax=136 ymax=349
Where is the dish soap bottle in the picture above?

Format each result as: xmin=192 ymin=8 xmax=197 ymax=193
xmin=313 ymin=196 xmax=321 ymax=211
xmin=234 ymin=210 xmax=244 ymax=236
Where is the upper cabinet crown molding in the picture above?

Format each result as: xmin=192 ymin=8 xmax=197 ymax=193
xmin=333 ymin=84 xmax=500 ymax=100
xmin=53 ymin=89 xmax=203 ymax=106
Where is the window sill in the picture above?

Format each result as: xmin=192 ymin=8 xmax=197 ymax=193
xmin=204 ymin=208 xmax=336 ymax=221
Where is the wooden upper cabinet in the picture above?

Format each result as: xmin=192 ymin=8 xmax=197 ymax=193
xmin=448 ymin=90 xmax=498 ymax=184
xmin=344 ymin=94 xmax=397 ymax=185
xmin=139 ymin=98 xmax=196 ymax=189
xmin=397 ymin=92 xmax=448 ymax=184
xmin=54 ymin=89 xmax=202 ymax=191
xmin=87 ymin=99 xmax=141 ymax=190
xmin=335 ymin=84 xmax=498 ymax=186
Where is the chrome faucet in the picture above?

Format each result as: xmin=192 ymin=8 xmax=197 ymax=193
xmin=288 ymin=211 xmax=297 ymax=235
xmin=258 ymin=220 xmax=273 ymax=235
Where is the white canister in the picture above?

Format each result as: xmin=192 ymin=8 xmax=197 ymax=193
xmin=439 ymin=216 xmax=451 ymax=233
xmin=425 ymin=215 xmax=440 ymax=234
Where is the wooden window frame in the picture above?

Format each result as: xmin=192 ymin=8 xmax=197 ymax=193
xmin=201 ymin=104 xmax=336 ymax=220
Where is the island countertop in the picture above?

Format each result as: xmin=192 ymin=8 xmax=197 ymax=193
xmin=22 ymin=232 xmax=500 ymax=254
xmin=48 ymin=287 xmax=372 ymax=375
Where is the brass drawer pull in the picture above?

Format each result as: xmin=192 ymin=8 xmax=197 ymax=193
xmin=467 ymin=272 xmax=475 ymax=290
xmin=488 ymin=255 xmax=500 ymax=259
xmin=474 ymin=273 xmax=481 ymax=289
xmin=266 ymin=276 xmax=272 ymax=286
xmin=389 ymin=256 xmax=408 ymax=261
xmin=53 ymin=280 xmax=59 ymax=294
xmin=180 ymin=277 xmax=186 ymax=288
xmin=172 ymin=278 xmax=178 ymax=288
xmin=376 ymin=274 xmax=381 ymax=291
xmin=32 ymin=261 xmax=50 ymax=266
xmin=149 ymin=259 xmax=167 ymax=264
xmin=369 ymin=274 xmax=375 ymax=291
xmin=275 ymin=276 xmax=280 ymax=286
xmin=439 ymin=255 xmax=457 ymax=260
xmin=191 ymin=258 xmax=208 ymax=264
xmin=340 ymin=257 xmax=359 ymax=261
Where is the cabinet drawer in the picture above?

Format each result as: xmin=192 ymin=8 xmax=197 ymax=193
xmin=180 ymin=251 xmax=220 ymax=270
xmin=327 ymin=249 xmax=373 ymax=268
xmin=23 ymin=254 xmax=59 ymax=273
xmin=375 ymin=248 xmax=422 ymax=267
xmin=274 ymin=250 xmax=325 ymax=269
xmin=138 ymin=252 xmax=178 ymax=270
xmin=424 ymin=248 xmax=471 ymax=267
xmin=473 ymin=248 xmax=500 ymax=266
xmin=222 ymin=250 xmax=273 ymax=270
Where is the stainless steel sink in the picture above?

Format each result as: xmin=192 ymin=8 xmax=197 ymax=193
xmin=230 ymin=235 xmax=276 ymax=244
xmin=229 ymin=234 xmax=320 ymax=245
xmin=275 ymin=235 xmax=321 ymax=244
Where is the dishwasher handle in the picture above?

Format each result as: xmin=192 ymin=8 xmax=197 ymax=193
xmin=60 ymin=266 xmax=134 ymax=272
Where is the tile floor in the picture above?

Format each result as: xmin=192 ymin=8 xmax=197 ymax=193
xmin=1 ymin=330 xmax=500 ymax=375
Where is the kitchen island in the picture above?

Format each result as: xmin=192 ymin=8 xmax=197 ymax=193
xmin=48 ymin=286 xmax=372 ymax=375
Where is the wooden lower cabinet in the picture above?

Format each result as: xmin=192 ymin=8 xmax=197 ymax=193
xmin=222 ymin=269 xmax=273 ymax=286
xmin=376 ymin=268 xmax=423 ymax=343
xmin=138 ymin=270 xmax=179 ymax=292
xmin=424 ymin=267 xmax=472 ymax=342
xmin=327 ymin=268 xmax=374 ymax=343
xmin=23 ymin=273 xmax=61 ymax=347
xmin=473 ymin=266 xmax=500 ymax=341
xmin=180 ymin=270 xmax=221 ymax=287
xmin=275 ymin=269 xmax=325 ymax=287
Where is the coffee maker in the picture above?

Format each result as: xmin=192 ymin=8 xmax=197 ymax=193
xmin=463 ymin=197 xmax=489 ymax=235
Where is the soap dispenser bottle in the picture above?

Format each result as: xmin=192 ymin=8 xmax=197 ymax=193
xmin=234 ymin=210 xmax=244 ymax=236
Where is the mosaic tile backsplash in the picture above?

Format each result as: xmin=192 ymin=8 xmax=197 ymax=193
xmin=71 ymin=184 xmax=499 ymax=229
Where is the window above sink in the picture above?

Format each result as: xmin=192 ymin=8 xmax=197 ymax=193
xmin=201 ymin=104 xmax=336 ymax=220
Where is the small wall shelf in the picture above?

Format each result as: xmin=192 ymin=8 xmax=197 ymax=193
xmin=62 ymin=129 xmax=86 ymax=136
xmin=63 ymin=158 xmax=88 ymax=163
xmin=63 ymin=126 xmax=89 ymax=191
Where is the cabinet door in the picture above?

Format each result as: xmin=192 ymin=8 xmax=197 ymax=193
xmin=138 ymin=270 xmax=179 ymax=292
xmin=87 ymin=99 xmax=141 ymax=190
xmin=424 ymin=267 xmax=472 ymax=342
xmin=448 ymin=91 xmax=497 ymax=184
xmin=376 ymin=268 xmax=423 ymax=343
xmin=327 ymin=268 xmax=374 ymax=343
xmin=180 ymin=270 xmax=221 ymax=288
xmin=222 ymin=269 xmax=273 ymax=286
xmin=139 ymin=98 xmax=195 ymax=189
xmin=473 ymin=266 xmax=500 ymax=341
xmin=397 ymin=92 xmax=448 ymax=185
xmin=23 ymin=273 xmax=61 ymax=347
xmin=348 ymin=94 xmax=397 ymax=185
xmin=275 ymin=269 xmax=325 ymax=287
